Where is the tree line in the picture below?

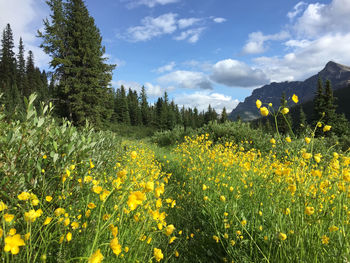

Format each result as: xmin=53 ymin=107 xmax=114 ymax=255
xmin=0 ymin=0 xmax=226 ymax=130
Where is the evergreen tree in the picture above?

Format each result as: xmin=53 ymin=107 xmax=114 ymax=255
xmin=220 ymin=107 xmax=228 ymax=123
xmin=0 ymin=23 xmax=17 ymax=109
xmin=297 ymin=106 xmax=307 ymax=135
xmin=39 ymin=0 xmax=115 ymax=127
xmin=16 ymin=37 xmax=26 ymax=97
xmin=119 ymin=85 xmax=130 ymax=125
xmin=140 ymin=86 xmax=150 ymax=126
xmin=313 ymin=77 xmax=326 ymax=124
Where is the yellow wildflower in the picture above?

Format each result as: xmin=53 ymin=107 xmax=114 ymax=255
xmin=321 ymin=235 xmax=329 ymax=245
xmin=0 ymin=201 xmax=7 ymax=211
xmin=323 ymin=125 xmax=331 ymax=132
xmin=165 ymin=224 xmax=175 ymax=236
xmin=88 ymin=249 xmax=104 ymax=263
xmin=110 ymin=238 xmax=122 ymax=255
xmin=305 ymin=206 xmax=315 ymax=216
xmin=18 ymin=192 xmax=30 ymax=201
xmin=4 ymin=214 xmax=14 ymax=223
xmin=260 ymin=107 xmax=269 ymax=116
xmin=256 ymin=99 xmax=262 ymax=109
xmin=281 ymin=107 xmax=289 ymax=115
xmin=279 ymin=232 xmax=287 ymax=241
xmin=292 ymin=94 xmax=298 ymax=103
xmin=154 ymin=248 xmax=164 ymax=262
xmin=45 ymin=196 xmax=53 ymax=202
xmin=4 ymin=234 xmax=25 ymax=254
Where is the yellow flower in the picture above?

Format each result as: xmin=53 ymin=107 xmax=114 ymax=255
xmin=321 ymin=235 xmax=329 ymax=245
xmin=0 ymin=228 xmax=3 ymax=237
xmin=305 ymin=206 xmax=315 ymax=216
xmin=329 ymin=225 xmax=339 ymax=232
xmin=110 ymin=238 xmax=122 ymax=255
xmin=4 ymin=213 xmax=14 ymax=223
xmin=117 ymin=169 xmax=127 ymax=178
xmin=66 ymin=232 xmax=72 ymax=242
xmin=71 ymin=222 xmax=79 ymax=230
xmin=268 ymin=103 xmax=272 ymax=107
xmin=54 ymin=208 xmax=65 ymax=217
xmin=323 ymin=125 xmax=331 ymax=132
xmin=260 ymin=107 xmax=269 ymax=117
xmin=169 ymin=236 xmax=176 ymax=244
xmin=256 ymin=99 xmax=262 ymax=109
xmin=155 ymin=184 xmax=165 ymax=198
xmin=279 ymin=232 xmax=287 ymax=241
xmin=127 ymin=191 xmax=146 ymax=211
xmin=202 ymin=184 xmax=208 ymax=190
xmin=281 ymin=107 xmax=289 ymax=115
xmin=45 ymin=196 xmax=53 ymax=202
xmin=92 ymin=185 xmax=103 ymax=194
xmin=110 ymin=225 xmax=118 ymax=237
xmin=285 ymin=137 xmax=291 ymax=143
xmin=270 ymin=138 xmax=276 ymax=144
xmin=292 ymin=94 xmax=298 ymax=103
xmin=24 ymin=232 xmax=30 ymax=241
xmin=302 ymin=152 xmax=312 ymax=160
xmin=43 ymin=154 xmax=47 ymax=159
xmin=154 ymin=248 xmax=164 ymax=262
xmin=4 ymin=234 xmax=25 ymax=255
xmin=43 ymin=217 xmax=52 ymax=225
xmin=131 ymin=151 xmax=137 ymax=159
xmin=63 ymin=218 xmax=70 ymax=226
xmin=314 ymin=153 xmax=322 ymax=163
xmin=175 ymin=250 xmax=179 ymax=257
xmin=88 ymin=249 xmax=104 ymax=263
xmin=24 ymin=210 xmax=40 ymax=223
xmin=165 ymin=224 xmax=175 ymax=236
xmin=213 ymin=235 xmax=219 ymax=243
xmin=18 ymin=192 xmax=30 ymax=201
xmin=145 ymin=181 xmax=154 ymax=192
xmin=0 ymin=201 xmax=7 ymax=211
xmin=284 ymin=208 xmax=291 ymax=215
xmin=241 ymin=220 xmax=247 ymax=227
xmin=9 ymin=228 xmax=16 ymax=235
xmin=100 ymin=190 xmax=110 ymax=202
xmin=305 ymin=137 xmax=311 ymax=144
xmin=89 ymin=159 xmax=95 ymax=169
xmin=88 ymin=203 xmax=96 ymax=209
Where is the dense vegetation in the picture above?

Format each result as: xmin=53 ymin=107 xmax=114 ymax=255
xmin=1 ymin=0 xmax=350 ymax=262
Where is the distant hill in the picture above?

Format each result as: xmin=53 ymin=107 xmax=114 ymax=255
xmin=229 ymin=61 xmax=350 ymax=121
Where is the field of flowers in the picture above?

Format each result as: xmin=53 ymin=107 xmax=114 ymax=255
xmin=1 ymin=94 xmax=349 ymax=262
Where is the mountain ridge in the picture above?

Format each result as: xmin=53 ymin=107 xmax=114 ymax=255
xmin=229 ymin=61 xmax=350 ymax=121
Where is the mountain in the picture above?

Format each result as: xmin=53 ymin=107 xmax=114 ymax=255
xmin=229 ymin=61 xmax=350 ymax=121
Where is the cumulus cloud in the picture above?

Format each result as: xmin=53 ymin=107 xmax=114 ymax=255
xmin=144 ymin=82 xmax=168 ymax=97
xmin=0 ymin=0 xmax=50 ymax=68
xmin=156 ymin=61 xmax=176 ymax=73
xmin=124 ymin=0 xmax=180 ymax=8
xmin=158 ymin=70 xmax=213 ymax=90
xmin=242 ymin=31 xmax=290 ymax=54
xmin=254 ymin=33 xmax=350 ymax=82
xmin=174 ymin=27 xmax=205 ymax=43
xmin=174 ymin=91 xmax=239 ymax=112
xmin=211 ymin=59 xmax=269 ymax=87
xmin=213 ymin=17 xmax=226 ymax=23
xmin=126 ymin=13 xmax=178 ymax=42
xmin=294 ymin=0 xmax=350 ymax=38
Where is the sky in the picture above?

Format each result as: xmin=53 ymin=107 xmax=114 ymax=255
xmin=1 ymin=0 xmax=350 ymax=113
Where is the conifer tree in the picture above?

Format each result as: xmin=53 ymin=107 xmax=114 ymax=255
xmin=140 ymin=86 xmax=150 ymax=125
xmin=16 ymin=37 xmax=26 ymax=97
xmin=220 ymin=107 xmax=228 ymax=123
xmin=297 ymin=106 xmax=307 ymax=135
xmin=39 ymin=0 xmax=115 ymax=127
xmin=313 ymin=77 xmax=326 ymax=124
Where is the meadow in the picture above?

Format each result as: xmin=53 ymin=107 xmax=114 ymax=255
xmin=0 ymin=95 xmax=349 ymax=262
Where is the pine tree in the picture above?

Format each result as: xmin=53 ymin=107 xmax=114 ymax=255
xmin=0 ymin=24 xmax=17 ymax=109
xmin=220 ymin=107 xmax=228 ymax=123
xmin=313 ymin=77 xmax=326 ymax=124
xmin=16 ymin=37 xmax=26 ymax=97
xmin=140 ymin=86 xmax=150 ymax=126
xmin=39 ymin=0 xmax=115 ymax=127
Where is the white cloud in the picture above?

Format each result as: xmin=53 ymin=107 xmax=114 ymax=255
xmin=174 ymin=91 xmax=239 ymax=112
xmin=254 ymin=33 xmax=350 ymax=82
xmin=287 ymin=2 xmax=306 ymax=20
xmin=211 ymin=59 xmax=269 ymax=87
xmin=0 ymin=0 xmax=50 ymax=68
xmin=144 ymin=82 xmax=168 ymax=97
xmin=158 ymin=70 xmax=213 ymax=90
xmin=178 ymin=18 xmax=201 ymax=29
xmin=242 ymin=31 xmax=290 ymax=54
xmin=174 ymin=27 xmax=205 ymax=43
xmin=294 ymin=0 xmax=350 ymax=38
xmin=114 ymin=80 xmax=143 ymax=92
xmin=126 ymin=13 xmax=178 ymax=42
xmin=213 ymin=17 xmax=226 ymax=23
xmin=156 ymin=61 xmax=176 ymax=73
xmin=125 ymin=0 xmax=180 ymax=8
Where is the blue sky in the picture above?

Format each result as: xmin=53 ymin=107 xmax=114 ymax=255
xmin=1 ymin=0 xmax=350 ymax=112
